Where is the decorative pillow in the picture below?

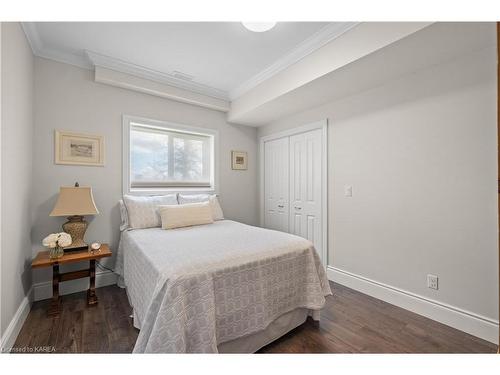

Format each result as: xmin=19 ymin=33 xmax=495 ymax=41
xmin=178 ymin=194 xmax=224 ymax=221
xmin=177 ymin=193 xmax=210 ymax=204
xmin=122 ymin=194 xmax=178 ymax=229
xmin=159 ymin=202 xmax=214 ymax=229
xmin=118 ymin=200 xmax=129 ymax=231
xmin=210 ymin=196 xmax=224 ymax=221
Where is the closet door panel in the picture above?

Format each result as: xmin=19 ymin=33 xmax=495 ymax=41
xmin=264 ymin=137 xmax=289 ymax=232
xmin=289 ymin=134 xmax=304 ymax=236
xmin=289 ymin=129 xmax=323 ymax=256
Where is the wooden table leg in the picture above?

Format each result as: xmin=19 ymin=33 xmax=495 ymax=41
xmin=87 ymin=259 xmax=98 ymax=305
xmin=48 ymin=264 xmax=61 ymax=316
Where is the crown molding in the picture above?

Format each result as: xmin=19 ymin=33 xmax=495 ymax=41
xmin=21 ymin=22 xmax=361 ymax=104
xmin=85 ymin=51 xmax=229 ymax=101
xmin=21 ymin=22 xmax=42 ymax=55
xmin=95 ymin=66 xmax=230 ymax=112
xmin=229 ymin=22 xmax=360 ymax=100
xmin=20 ymin=22 xmax=230 ymax=101
xmin=21 ymin=22 xmax=91 ymax=70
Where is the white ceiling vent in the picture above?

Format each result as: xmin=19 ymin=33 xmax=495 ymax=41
xmin=172 ymin=71 xmax=195 ymax=81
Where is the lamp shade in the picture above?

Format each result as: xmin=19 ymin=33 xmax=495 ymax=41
xmin=49 ymin=186 xmax=99 ymax=217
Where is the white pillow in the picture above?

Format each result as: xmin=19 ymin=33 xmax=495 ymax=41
xmin=118 ymin=200 xmax=129 ymax=231
xmin=178 ymin=194 xmax=224 ymax=221
xmin=210 ymin=196 xmax=224 ymax=221
xmin=123 ymin=194 xmax=178 ymax=229
xmin=159 ymin=202 xmax=214 ymax=229
xmin=177 ymin=193 xmax=210 ymax=204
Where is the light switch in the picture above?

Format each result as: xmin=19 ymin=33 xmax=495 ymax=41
xmin=344 ymin=185 xmax=353 ymax=197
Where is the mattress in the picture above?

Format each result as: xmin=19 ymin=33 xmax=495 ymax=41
xmin=115 ymin=220 xmax=331 ymax=353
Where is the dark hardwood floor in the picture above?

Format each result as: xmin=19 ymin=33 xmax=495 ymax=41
xmin=13 ymin=282 xmax=497 ymax=353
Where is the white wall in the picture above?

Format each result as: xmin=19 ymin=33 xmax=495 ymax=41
xmin=0 ymin=20 xmax=3 ymax=344
xmin=31 ymin=57 xmax=258 ymax=287
xmin=258 ymin=46 xmax=498 ymax=335
xmin=1 ymin=23 xmax=34 ymax=337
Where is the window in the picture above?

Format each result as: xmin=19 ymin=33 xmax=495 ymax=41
xmin=123 ymin=116 xmax=217 ymax=193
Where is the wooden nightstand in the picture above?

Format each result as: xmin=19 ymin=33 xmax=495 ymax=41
xmin=32 ymin=244 xmax=112 ymax=316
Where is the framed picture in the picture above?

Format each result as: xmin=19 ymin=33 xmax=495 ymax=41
xmin=231 ymin=151 xmax=248 ymax=170
xmin=55 ymin=130 xmax=105 ymax=166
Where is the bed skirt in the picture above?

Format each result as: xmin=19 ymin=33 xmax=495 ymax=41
xmin=217 ymin=308 xmax=317 ymax=353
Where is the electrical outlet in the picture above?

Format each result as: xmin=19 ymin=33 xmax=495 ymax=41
xmin=344 ymin=185 xmax=353 ymax=197
xmin=427 ymin=274 xmax=438 ymax=290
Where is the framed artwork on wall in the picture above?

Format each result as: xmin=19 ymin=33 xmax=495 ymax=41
xmin=55 ymin=130 xmax=105 ymax=166
xmin=231 ymin=151 xmax=248 ymax=170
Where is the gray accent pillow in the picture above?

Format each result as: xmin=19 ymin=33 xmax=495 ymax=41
xmin=118 ymin=200 xmax=129 ymax=231
xmin=123 ymin=194 xmax=178 ymax=229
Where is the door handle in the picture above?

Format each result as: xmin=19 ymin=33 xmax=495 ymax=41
xmin=277 ymin=204 xmax=285 ymax=208
xmin=294 ymin=206 xmax=302 ymax=210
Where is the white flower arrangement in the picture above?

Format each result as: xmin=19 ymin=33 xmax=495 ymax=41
xmin=42 ymin=232 xmax=72 ymax=248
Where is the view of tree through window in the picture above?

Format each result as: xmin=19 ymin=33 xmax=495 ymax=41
xmin=130 ymin=122 xmax=213 ymax=188
xmin=131 ymin=129 xmax=170 ymax=183
xmin=173 ymin=138 xmax=203 ymax=181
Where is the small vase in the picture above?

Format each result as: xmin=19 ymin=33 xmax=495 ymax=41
xmin=49 ymin=246 xmax=64 ymax=259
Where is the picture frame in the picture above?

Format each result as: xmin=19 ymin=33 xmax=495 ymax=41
xmin=55 ymin=130 xmax=105 ymax=166
xmin=231 ymin=151 xmax=248 ymax=170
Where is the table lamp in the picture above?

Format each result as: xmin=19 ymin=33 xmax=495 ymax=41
xmin=49 ymin=182 xmax=99 ymax=250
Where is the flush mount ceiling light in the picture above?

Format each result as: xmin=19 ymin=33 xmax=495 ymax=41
xmin=242 ymin=22 xmax=277 ymax=32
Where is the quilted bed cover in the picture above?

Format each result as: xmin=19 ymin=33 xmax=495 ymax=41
xmin=115 ymin=220 xmax=331 ymax=353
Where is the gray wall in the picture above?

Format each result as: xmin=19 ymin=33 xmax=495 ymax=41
xmin=258 ymin=46 xmax=498 ymax=321
xmin=31 ymin=57 xmax=258 ymax=285
xmin=1 ymin=23 xmax=34 ymax=336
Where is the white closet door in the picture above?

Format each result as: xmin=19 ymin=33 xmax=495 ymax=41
xmin=264 ymin=137 xmax=289 ymax=232
xmin=289 ymin=129 xmax=323 ymax=258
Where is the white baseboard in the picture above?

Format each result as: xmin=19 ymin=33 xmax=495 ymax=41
xmin=327 ymin=266 xmax=499 ymax=345
xmin=33 ymin=270 xmax=117 ymax=301
xmin=0 ymin=287 xmax=33 ymax=353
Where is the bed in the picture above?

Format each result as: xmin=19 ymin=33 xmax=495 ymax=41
xmin=115 ymin=219 xmax=331 ymax=353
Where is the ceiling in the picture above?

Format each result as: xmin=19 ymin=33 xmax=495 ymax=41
xmin=23 ymin=22 xmax=358 ymax=100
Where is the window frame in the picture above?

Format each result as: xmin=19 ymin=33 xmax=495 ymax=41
xmin=123 ymin=115 xmax=219 ymax=195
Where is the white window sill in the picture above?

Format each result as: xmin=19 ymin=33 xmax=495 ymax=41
xmin=126 ymin=187 xmax=217 ymax=196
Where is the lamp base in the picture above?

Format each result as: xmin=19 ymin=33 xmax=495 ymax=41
xmin=62 ymin=215 xmax=88 ymax=251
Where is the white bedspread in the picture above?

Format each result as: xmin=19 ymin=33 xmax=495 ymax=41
xmin=115 ymin=220 xmax=331 ymax=353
